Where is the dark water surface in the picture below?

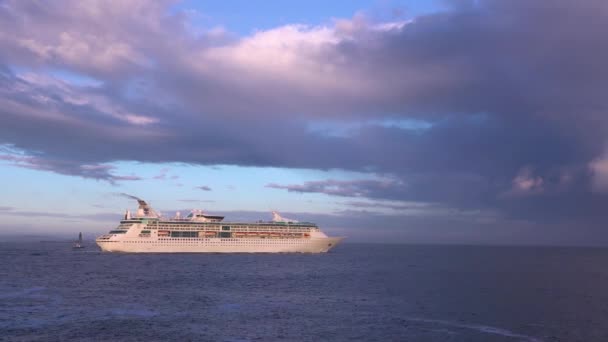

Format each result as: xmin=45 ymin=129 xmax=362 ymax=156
xmin=1 ymin=242 xmax=608 ymax=341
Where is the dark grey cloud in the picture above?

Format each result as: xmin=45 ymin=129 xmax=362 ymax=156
xmin=266 ymin=179 xmax=407 ymax=199
xmin=340 ymin=201 xmax=433 ymax=212
xmin=1 ymin=0 xmax=608 ymax=235
xmin=0 ymin=153 xmax=142 ymax=182
xmin=195 ymin=186 xmax=212 ymax=191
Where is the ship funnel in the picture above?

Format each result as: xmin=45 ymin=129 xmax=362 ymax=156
xmin=131 ymin=198 xmax=160 ymax=218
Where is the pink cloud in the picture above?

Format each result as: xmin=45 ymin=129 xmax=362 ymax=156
xmin=502 ymin=167 xmax=544 ymax=197
xmin=589 ymin=155 xmax=608 ymax=192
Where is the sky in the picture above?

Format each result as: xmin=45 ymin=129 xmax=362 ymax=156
xmin=1 ymin=0 xmax=608 ymax=245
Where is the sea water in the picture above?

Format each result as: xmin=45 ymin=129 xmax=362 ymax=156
xmin=1 ymin=242 xmax=608 ymax=341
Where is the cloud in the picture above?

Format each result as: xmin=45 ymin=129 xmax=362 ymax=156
xmin=178 ymin=199 xmax=215 ymax=203
xmin=502 ymin=167 xmax=544 ymax=197
xmin=195 ymin=185 xmax=212 ymax=191
xmin=1 ymin=0 xmax=608 ymax=232
xmin=266 ymin=179 xmax=407 ymax=199
xmin=0 ymin=152 xmax=142 ymax=182
xmin=152 ymin=168 xmax=179 ymax=180
xmin=589 ymin=154 xmax=608 ymax=192
xmin=341 ymin=200 xmax=434 ymax=212
xmin=0 ymin=206 xmax=119 ymax=221
xmin=0 ymin=0 xmax=179 ymax=76
xmin=153 ymin=167 xmax=170 ymax=180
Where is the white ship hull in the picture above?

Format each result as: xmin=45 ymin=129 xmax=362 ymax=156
xmin=96 ymin=197 xmax=344 ymax=253
xmin=97 ymin=237 xmax=343 ymax=253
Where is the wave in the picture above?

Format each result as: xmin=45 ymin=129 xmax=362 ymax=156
xmin=0 ymin=286 xmax=46 ymax=299
xmin=403 ymin=316 xmax=543 ymax=342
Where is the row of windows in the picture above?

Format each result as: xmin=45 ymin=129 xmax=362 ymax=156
xmin=146 ymin=224 xmax=315 ymax=230
xmin=170 ymin=231 xmax=198 ymax=238
xmin=158 ymin=237 xmax=309 ymax=243
xmin=157 ymin=234 xmax=309 ymax=239
xmin=146 ymin=226 xmax=314 ymax=233
xmin=118 ymin=240 xmax=309 ymax=245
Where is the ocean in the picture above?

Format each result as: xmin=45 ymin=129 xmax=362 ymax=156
xmin=1 ymin=242 xmax=607 ymax=341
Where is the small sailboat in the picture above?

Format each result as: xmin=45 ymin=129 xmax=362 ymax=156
xmin=73 ymin=232 xmax=85 ymax=249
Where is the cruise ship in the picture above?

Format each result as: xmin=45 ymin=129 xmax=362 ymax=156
xmin=96 ymin=198 xmax=344 ymax=253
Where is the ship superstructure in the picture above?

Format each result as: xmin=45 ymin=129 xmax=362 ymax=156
xmin=96 ymin=198 xmax=343 ymax=253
